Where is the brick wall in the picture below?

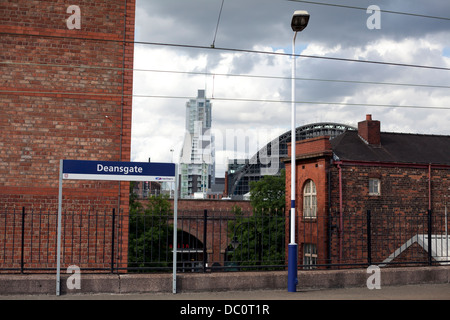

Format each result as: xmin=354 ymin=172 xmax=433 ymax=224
xmin=0 ymin=0 xmax=136 ymax=271
xmin=287 ymin=136 xmax=332 ymax=157
xmin=285 ymin=137 xmax=333 ymax=266
xmin=168 ymin=199 xmax=253 ymax=213
xmin=329 ymin=164 xmax=450 ymax=215
xmin=286 ymin=134 xmax=450 ymax=268
xmin=329 ymin=163 xmax=450 ymax=265
xmin=139 ymin=199 xmax=253 ymax=265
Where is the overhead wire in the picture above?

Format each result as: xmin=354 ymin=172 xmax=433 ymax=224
xmin=1 ymin=46 xmax=450 ymax=111
xmin=1 ymin=1 xmax=450 ymax=113
xmin=286 ymin=0 xmax=450 ymax=22
xmin=211 ymin=0 xmax=226 ymax=48
xmin=2 ymin=61 xmax=450 ymax=90
xmin=1 ymin=31 xmax=450 ymax=72
xmin=1 ymin=89 xmax=449 ymax=111
xmin=131 ymin=68 xmax=450 ymax=90
xmin=1 ymin=0 xmax=449 ymax=71
xmin=134 ymin=40 xmax=450 ymax=72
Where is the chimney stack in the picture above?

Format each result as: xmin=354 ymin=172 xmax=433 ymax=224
xmin=358 ymin=114 xmax=380 ymax=145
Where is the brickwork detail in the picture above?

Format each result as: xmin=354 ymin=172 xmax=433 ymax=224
xmin=285 ymin=129 xmax=450 ymax=268
xmin=0 ymin=0 xmax=136 ymax=271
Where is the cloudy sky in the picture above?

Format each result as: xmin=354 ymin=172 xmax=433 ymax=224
xmin=131 ymin=0 xmax=450 ymax=177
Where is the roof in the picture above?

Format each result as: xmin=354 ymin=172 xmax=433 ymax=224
xmin=331 ymin=131 xmax=450 ymax=166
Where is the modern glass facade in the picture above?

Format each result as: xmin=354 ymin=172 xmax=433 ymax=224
xmin=180 ymin=90 xmax=215 ymax=198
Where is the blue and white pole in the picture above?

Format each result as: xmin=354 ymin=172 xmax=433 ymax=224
xmin=288 ymin=31 xmax=298 ymax=293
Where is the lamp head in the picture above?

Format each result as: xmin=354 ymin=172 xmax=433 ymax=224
xmin=291 ymin=10 xmax=310 ymax=32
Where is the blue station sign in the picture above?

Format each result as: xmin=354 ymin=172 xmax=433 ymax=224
xmin=62 ymin=160 xmax=176 ymax=182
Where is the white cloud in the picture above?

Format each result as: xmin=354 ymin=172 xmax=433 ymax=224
xmin=131 ymin=1 xmax=450 ymax=177
xmin=131 ymin=45 xmax=293 ymax=175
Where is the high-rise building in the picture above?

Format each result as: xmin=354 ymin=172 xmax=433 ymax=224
xmin=179 ymin=90 xmax=215 ymax=198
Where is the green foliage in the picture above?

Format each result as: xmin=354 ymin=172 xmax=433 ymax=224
xmin=128 ymin=189 xmax=173 ymax=271
xmin=249 ymin=170 xmax=286 ymax=213
xmin=227 ymin=171 xmax=286 ymax=269
xmin=146 ymin=193 xmax=172 ymax=214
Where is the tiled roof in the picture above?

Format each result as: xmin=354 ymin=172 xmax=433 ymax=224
xmin=331 ymin=130 xmax=450 ymax=165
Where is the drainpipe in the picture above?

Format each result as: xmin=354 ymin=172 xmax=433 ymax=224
xmin=338 ymin=163 xmax=343 ymax=263
xmin=327 ymin=168 xmax=331 ymax=265
xmin=117 ymin=0 xmax=128 ymax=216
xmin=428 ymin=164 xmax=432 ymax=211
xmin=445 ymin=202 xmax=448 ymax=244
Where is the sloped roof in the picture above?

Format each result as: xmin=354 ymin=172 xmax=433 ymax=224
xmin=331 ymin=131 xmax=450 ymax=165
xmin=380 ymin=234 xmax=450 ymax=266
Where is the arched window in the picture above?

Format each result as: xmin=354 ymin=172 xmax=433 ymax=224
xmin=303 ymin=179 xmax=317 ymax=218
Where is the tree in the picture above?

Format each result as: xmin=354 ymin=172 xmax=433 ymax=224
xmin=228 ymin=170 xmax=286 ymax=269
xmin=250 ymin=170 xmax=286 ymax=213
xmin=128 ymin=187 xmax=173 ymax=271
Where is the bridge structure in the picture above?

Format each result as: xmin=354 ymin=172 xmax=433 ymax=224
xmin=168 ymin=208 xmax=239 ymax=271
xmin=227 ymin=122 xmax=356 ymax=198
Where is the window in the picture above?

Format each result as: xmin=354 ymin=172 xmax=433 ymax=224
xmin=303 ymin=243 xmax=317 ymax=269
xmin=369 ymin=178 xmax=381 ymax=195
xmin=303 ymin=179 xmax=317 ymax=218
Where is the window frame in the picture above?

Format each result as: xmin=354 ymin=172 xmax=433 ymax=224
xmin=303 ymin=179 xmax=317 ymax=219
xmin=303 ymin=243 xmax=317 ymax=269
xmin=369 ymin=178 xmax=381 ymax=196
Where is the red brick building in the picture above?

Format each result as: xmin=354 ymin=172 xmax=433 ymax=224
xmin=285 ymin=115 xmax=450 ymax=268
xmin=0 ymin=1 xmax=136 ymax=271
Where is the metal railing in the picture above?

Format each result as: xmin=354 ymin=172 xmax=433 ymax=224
xmin=0 ymin=206 xmax=121 ymax=273
xmin=127 ymin=208 xmax=286 ymax=272
xmin=325 ymin=208 xmax=450 ymax=268
xmin=0 ymin=206 xmax=448 ymax=273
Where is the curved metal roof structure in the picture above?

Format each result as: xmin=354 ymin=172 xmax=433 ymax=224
xmin=227 ymin=122 xmax=356 ymax=197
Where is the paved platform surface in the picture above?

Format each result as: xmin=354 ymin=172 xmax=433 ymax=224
xmin=2 ymin=266 xmax=449 ymax=296
xmin=2 ymin=283 xmax=449 ymax=300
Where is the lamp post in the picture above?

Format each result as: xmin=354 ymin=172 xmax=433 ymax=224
xmin=288 ymin=10 xmax=310 ymax=293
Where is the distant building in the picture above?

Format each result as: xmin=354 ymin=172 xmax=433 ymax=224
xmin=207 ymin=177 xmax=225 ymax=200
xmin=285 ymin=115 xmax=450 ymax=268
xmin=132 ymin=181 xmax=162 ymax=199
xmin=179 ymin=90 xmax=215 ymax=198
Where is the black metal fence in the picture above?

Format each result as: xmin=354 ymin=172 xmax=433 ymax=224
xmin=0 ymin=206 xmax=122 ymax=273
xmin=326 ymin=208 xmax=450 ymax=268
xmin=127 ymin=208 xmax=286 ymax=273
xmin=0 ymin=206 xmax=448 ymax=273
